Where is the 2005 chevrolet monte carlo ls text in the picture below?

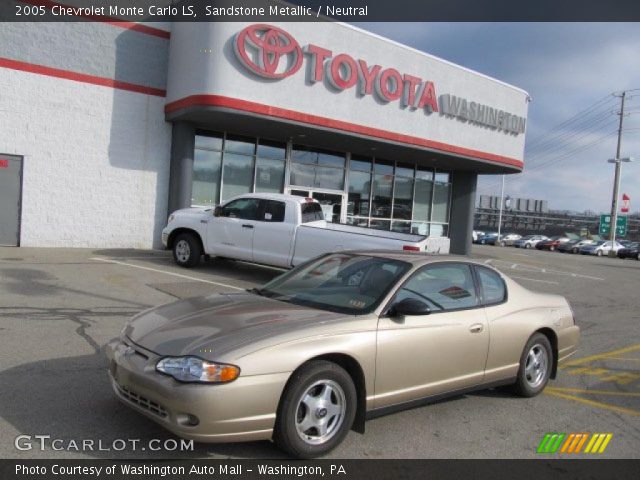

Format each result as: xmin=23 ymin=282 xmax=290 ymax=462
xmin=106 ymin=251 xmax=580 ymax=458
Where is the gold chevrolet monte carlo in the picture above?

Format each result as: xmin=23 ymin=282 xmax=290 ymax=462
xmin=106 ymin=251 xmax=580 ymax=457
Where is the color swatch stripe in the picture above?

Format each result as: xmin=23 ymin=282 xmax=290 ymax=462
xmin=540 ymin=433 xmax=613 ymax=454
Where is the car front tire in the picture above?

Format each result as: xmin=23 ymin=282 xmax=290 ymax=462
xmin=525 ymin=243 xmax=531 ymax=249
xmin=596 ymin=250 xmax=603 ymax=257
xmin=274 ymin=360 xmax=357 ymax=458
xmin=172 ymin=233 xmax=202 ymax=268
xmin=513 ymin=333 xmax=553 ymax=398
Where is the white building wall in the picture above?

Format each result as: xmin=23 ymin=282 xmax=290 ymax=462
xmin=0 ymin=67 xmax=171 ymax=248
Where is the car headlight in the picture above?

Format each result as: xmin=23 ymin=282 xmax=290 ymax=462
xmin=156 ymin=356 xmax=240 ymax=383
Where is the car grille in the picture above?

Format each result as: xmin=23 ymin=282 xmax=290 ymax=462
xmin=116 ymin=383 xmax=168 ymax=419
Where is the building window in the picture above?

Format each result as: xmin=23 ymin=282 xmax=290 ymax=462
xmin=347 ymin=155 xmax=372 ymax=227
xmin=191 ymin=131 xmax=452 ymax=237
xmin=290 ymin=146 xmax=345 ymax=190
xmin=192 ymin=132 xmax=286 ymax=205
xmin=432 ymin=172 xmax=452 ymax=236
xmin=255 ymin=139 xmax=286 ymax=194
xmin=192 ymin=132 xmax=223 ymax=206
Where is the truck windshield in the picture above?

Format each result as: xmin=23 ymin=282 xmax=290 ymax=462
xmin=259 ymin=253 xmax=411 ymax=314
xmin=300 ymin=202 xmax=325 ymax=223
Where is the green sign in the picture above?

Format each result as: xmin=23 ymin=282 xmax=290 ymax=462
xmin=599 ymin=214 xmax=627 ymax=236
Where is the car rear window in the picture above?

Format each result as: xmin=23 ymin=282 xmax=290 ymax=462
xmin=301 ymin=202 xmax=324 ymax=223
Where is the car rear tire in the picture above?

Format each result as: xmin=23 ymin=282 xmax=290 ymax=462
xmin=274 ymin=360 xmax=357 ymax=458
xmin=572 ymin=248 xmax=578 ymax=254
xmin=637 ymin=253 xmax=640 ymax=261
xmin=172 ymin=233 xmax=202 ymax=268
xmin=513 ymin=333 xmax=553 ymax=397
xmin=550 ymin=246 xmax=555 ymax=251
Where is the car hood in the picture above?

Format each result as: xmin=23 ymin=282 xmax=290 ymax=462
xmin=124 ymin=292 xmax=345 ymax=357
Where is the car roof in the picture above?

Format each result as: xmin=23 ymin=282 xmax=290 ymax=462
xmin=334 ymin=250 xmax=488 ymax=267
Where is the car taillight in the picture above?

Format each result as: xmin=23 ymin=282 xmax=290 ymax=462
xmin=403 ymin=245 xmax=421 ymax=252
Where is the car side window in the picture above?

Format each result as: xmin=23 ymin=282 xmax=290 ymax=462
xmin=393 ymin=263 xmax=479 ymax=312
xmin=259 ymin=200 xmax=286 ymax=222
xmin=476 ymin=266 xmax=506 ymax=305
xmin=220 ymin=198 xmax=261 ymax=220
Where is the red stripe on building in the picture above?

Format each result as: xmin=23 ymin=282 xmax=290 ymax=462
xmin=165 ymin=95 xmax=524 ymax=169
xmin=0 ymin=57 xmax=166 ymax=97
xmin=18 ymin=0 xmax=171 ymax=39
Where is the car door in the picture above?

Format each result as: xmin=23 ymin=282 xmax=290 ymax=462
xmin=207 ymin=197 xmax=260 ymax=261
xmin=374 ymin=262 xmax=490 ymax=409
xmin=252 ymin=199 xmax=295 ymax=267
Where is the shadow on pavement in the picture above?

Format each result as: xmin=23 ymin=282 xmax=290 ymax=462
xmin=0 ymin=351 xmax=286 ymax=459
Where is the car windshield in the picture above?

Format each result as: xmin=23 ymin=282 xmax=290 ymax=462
xmin=593 ymin=241 xmax=605 ymax=246
xmin=258 ymin=254 xmax=411 ymax=314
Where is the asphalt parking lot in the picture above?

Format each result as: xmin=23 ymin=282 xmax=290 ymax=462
xmin=0 ymin=245 xmax=638 ymax=459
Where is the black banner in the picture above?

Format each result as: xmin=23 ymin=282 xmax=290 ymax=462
xmin=2 ymin=0 xmax=640 ymax=22
xmin=3 ymin=460 xmax=640 ymax=480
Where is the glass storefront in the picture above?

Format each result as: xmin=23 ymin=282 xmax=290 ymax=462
xmin=192 ymin=131 xmax=451 ymax=236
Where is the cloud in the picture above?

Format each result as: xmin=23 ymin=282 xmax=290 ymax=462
xmin=356 ymin=22 xmax=640 ymax=212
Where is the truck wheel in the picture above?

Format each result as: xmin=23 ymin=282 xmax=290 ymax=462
xmin=172 ymin=233 xmax=202 ymax=268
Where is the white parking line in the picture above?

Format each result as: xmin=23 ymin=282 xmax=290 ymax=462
xmin=487 ymin=258 xmax=604 ymax=281
xmin=509 ymin=276 xmax=559 ymax=285
xmin=90 ymin=257 xmax=245 ymax=291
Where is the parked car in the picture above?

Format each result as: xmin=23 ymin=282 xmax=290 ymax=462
xmin=579 ymin=240 xmax=625 ymax=256
xmin=497 ymin=233 xmax=522 ymax=247
xmin=617 ymin=242 xmax=640 ymax=260
xmin=472 ymin=230 xmax=485 ymax=242
xmin=513 ymin=235 xmax=549 ymax=249
xmin=473 ymin=232 xmax=498 ymax=245
xmin=535 ymin=236 xmax=571 ymax=251
xmin=162 ymin=193 xmax=434 ymax=268
xmin=106 ymin=251 xmax=580 ymax=457
xmin=557 ymin=239 xmax=595 ymax=254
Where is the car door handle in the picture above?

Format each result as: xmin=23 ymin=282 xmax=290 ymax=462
xmin=242 ymin=224 xmax=254 ymax=229
xmin=469 ymin=323 xmax=484 ymax=333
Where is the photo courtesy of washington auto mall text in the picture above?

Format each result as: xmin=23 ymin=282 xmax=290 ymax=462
xmin=1 ymin=0 xmax=640 ymax=480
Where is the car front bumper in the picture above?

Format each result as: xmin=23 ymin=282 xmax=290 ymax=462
xmin=105 ymin=338 xmax=289 ymax=443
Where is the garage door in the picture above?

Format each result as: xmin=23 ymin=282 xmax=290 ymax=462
xmin=0 ymin=154 xmax=23 ymax=246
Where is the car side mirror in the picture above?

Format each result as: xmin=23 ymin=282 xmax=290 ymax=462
xmin=389 ymin=298 xmax=431 ymax=317
xmin=213 ymin=206 xmax=222 ymax=217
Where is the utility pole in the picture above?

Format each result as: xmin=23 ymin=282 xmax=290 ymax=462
xmin=608 ymin=92 xmax=626 ymax=256
xmin=497 ymin=175 xmax=505 ymax=242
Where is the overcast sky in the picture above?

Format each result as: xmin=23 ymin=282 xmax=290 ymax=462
xmin=357 ymin=23 xmax=640 ymax=214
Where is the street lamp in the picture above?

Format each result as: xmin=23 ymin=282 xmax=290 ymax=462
xmin=607 ymin=156 xmax=633 ymax=256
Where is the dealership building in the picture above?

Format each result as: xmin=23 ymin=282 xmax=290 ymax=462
xmin=0 ymin=16 xmax=528 ymax=254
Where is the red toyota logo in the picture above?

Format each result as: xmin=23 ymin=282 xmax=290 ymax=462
xmin=234 ymin=24 xmax=302 ymax=79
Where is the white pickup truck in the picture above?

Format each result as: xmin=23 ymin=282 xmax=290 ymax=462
xmin=161 ymin=193 xmax=449 ymax=268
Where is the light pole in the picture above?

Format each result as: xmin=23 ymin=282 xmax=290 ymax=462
xmin=497 ymin=175 xmax=505 ymax=242
xmin=607 ymin=157 xmax=633 ymax=254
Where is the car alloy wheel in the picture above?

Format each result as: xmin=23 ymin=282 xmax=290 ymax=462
xmin=637 ymin=253 xmax=640 ymax=261
xmin=597 ymin=250 xmax=603 ymax=257
xmin=550 ymin=246 xmax=555 ymax=251
xmin=513 ymin=333 xmax=552 ymax=397
xmin=525 ymin=243 xmax=531 ymax=249
xmin=295 ymin=380 xmax=346 ymax=445
xmin=274 ymin=360 xmax=356 ymax=458
xmin=524 ymin=344 xmax=548 ymax=389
